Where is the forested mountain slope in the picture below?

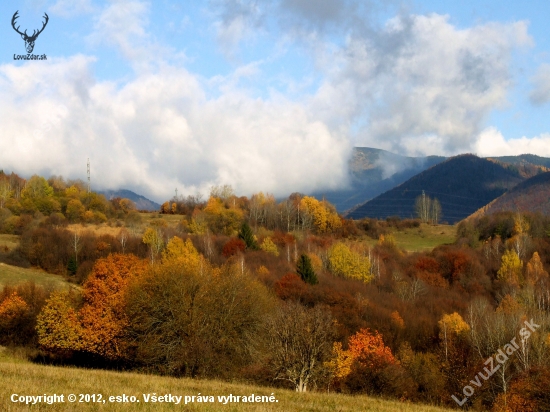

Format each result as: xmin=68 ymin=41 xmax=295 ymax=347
xmin=347 ymin=154 xmax=524 ymax=223
xmin=470 ymin=171 xmax=550 ymax=218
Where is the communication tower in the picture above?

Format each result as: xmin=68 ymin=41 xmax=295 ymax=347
xmin=87 ymin=158 xmax=91 ymax=193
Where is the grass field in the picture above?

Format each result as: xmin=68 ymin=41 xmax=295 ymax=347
xmin=0 ymin=350 xmax=452 ymax=412
xmin=0 ymin=263 xmax=69 ymax=289
xmin=362 ymin=224 xmax=456 ymax=253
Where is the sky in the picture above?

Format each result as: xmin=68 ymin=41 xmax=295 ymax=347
xmin=1 ymin=0 xmax=550 ymax=202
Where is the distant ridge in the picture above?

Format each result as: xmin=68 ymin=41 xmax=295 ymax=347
xmin=468 ymin=171 xmax=550 ymax=218
xmin=99 ymin=189 xmax=160 ymax=212
xmin=347 ymin=154 xmax=524 ymax=224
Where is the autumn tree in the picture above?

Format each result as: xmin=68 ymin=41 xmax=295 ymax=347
xmin=497 ymin=249 xmax=523 ymax=286
xmin=203 ymin=196 xmax=243 ymax=235
xmin=222 ymin=238 xmax=246 ymax=257
xmin=126 ymin=259 xmax=273 ymax=377
xmin=260 ymin=237 xmax=279 ymax=256
xmin=438 ymin=312 xmax=470 ymax=362
xmin=265 ymin=302 xmax=334 ymax=392
xmin=21 ymin=175 xmax=54 ymax=199
xmin=0 ymin=180 xmax=13 ymax=209
xmin=296 ymin=254 xmax=318 ymax=285
xmin=78 ymin=254 xmax=148 ymax=360
xmin=162 ymin=236 xmax=203 ymax=271
xmin=20 ymin=175 xmax=59 ymax=215
xmin=66 ymin=199 xmax=85 ymax=222
xmin=36 ymin=291 xmax=82 ymax=354
xmin=328 ymin=242 xmax=372 ymax=283
xmin=0 ymin=292 xmax=29 ymax=344
xmin=142 ymin=228 xmax=164 ymax=264
xmin=326 ymin=328 xmax=397 ymax=394
xmin=300 ymin=196 xmax=341 ymax=233
xmin=526 ymin=251 xmax=548 ymax=285
xmin=492 ymin=367 xmax=550 ymax=412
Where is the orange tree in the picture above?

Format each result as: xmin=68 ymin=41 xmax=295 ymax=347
xmin=37 ymin=253 xmax=148 ymax=360
xmin=326 ymin=328 xmax=399 ymax=394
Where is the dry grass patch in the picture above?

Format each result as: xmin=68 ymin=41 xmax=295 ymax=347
xmin=0 ymin=357 xmax=452 ymax=412
xmin=66 ymin=224 xmax=123 ymax=237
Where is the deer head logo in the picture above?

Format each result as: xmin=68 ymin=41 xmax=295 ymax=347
xmin=11 ymin=11 xmax=49 ymax=54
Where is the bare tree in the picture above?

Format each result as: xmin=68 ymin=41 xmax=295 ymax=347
xmin=118 ymin=228 xmax=129 ymax=254
xmin=265 ymin=302 xmax=334 ymax=392
xmin=71 ymin=231 xmax=81 ymax=263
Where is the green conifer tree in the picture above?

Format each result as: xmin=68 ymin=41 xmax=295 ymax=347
xmin=238 ymin=221 xmax=259 ymax=250
xmin=67 ymin=255 xmax=78 ymax=276
xmin=297 ymin=254 xmax=318 ymax=285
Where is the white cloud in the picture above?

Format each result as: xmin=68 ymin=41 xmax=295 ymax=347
xmin=0 ymin=56 xmax=350 ymax=202
xmin=308 ymin=14 xmax=532 ymax=155
xmin=530 ymin=63 xmax=550 ymax=106
xmin=475 ymin=127 xmax=550 ymax=157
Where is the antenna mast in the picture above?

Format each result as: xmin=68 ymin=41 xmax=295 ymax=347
xmin=87 ymin=158 xmax=91 ymax=193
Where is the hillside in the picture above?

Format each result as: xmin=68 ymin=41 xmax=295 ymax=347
xmin=0 ymin=351 xmax=451 ymax=412
xmin=470 ymin=171 xmax=550 ymax=217
xmin=347 ymin=154 xmax=524 ymax=223
xmin=99 ymin=189 xmax=161 ymax=211
xmin=316 ymin=148 xmax=446 ymax=212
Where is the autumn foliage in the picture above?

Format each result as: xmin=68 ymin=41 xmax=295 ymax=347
xmin=5 ymin=173 xmax=550 ymax=409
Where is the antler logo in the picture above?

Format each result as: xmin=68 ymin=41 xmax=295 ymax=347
xmin=11 ymin=11 xmax=49 ymax=54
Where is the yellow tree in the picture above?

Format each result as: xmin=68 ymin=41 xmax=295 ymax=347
xmin=0 ymin=180 xmax=13 ymax=209
xmin=328 ymin=242 xmax=372 ymax=283
xmin=260 ymin=237 xmax=279 ymax=256
xmin=66 ymin=199 xmax=85 ymax=222
xmin=300 ymin=196 xmax=341 ymax=233
xmin=142 ymin=228 xmax=164 ymax=264
xmin=204 ymin=196 xmax=243 ymax=235
xmin=36 ymin=291 xmax=82 ymax=353
xmin=162 ymin=236 xmax=203 ymax=271
xmin=497 ymin=249 xmax=523 ymax=286
xmin=438 ymin=312 xmax=469 ymax=362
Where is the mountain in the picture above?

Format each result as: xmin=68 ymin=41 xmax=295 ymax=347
xmin=347 ymin=154 xmax=525 ymax=223
xmin=469 ymin=171 xmax=550 ymax=218
xmin=315 ymin=148 xmax=446 ymax=213
xmin=486 ymin=155 xmax=550 ymax=180
xmin=99 ymin=189 xmax=161 ymax=212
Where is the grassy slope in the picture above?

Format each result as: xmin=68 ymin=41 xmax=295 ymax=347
xmin=361 ymin=224 xmax=456 ymax=253
xmin=0 ymin=234 xmax=70 ymax=289
xmin=0 ymin=351 xmax=451 ymax=412
xmin=0 ymin=263 xmax=69 ymax=289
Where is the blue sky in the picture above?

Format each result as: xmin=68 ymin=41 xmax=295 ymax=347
xmin=1 ymin=0 xmax=550 ymax=201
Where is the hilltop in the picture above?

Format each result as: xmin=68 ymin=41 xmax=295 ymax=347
xmin=99 ymin=189 xmax=161 ymax=211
